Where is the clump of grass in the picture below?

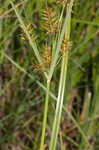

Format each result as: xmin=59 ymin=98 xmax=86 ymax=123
xmin=17 ymin=1 xmax=74 ymax=150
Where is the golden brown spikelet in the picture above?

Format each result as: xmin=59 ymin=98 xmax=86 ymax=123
xmin=55 ymin=0 xmax=65 ymax=4
xmin=41 ymin=45 xmax=51 ymax=67
xmin=60 ymin=39 xmax=72 ymax=54
xmin=33 ymin=45 xmax=51 ymax=72
xmin=42 ymin=7 xmax=58 ymax=35
xmin=19 ymin=24 xmax=37 ymax=43
xmin=55 ymin=0 xmax=69 ymax=5
xmin=33 ymin=64 xmax=43 ymax=72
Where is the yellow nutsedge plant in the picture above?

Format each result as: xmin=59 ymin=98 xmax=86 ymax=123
xmin=42 ymin=7 xmax=58 ymax=35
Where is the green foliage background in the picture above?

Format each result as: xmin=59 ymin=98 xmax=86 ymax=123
xmin=0 ymin=0 xmax=99 ymax=149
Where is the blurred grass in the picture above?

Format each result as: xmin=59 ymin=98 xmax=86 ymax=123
xmin=0 ymin=0 xmax=99 ymax=150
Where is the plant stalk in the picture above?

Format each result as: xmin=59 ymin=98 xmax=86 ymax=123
xmin=49 ymin=52 xmax=68 ymax=150
xmin=49 ymin=3 xmax=72 ymax=150
xmin=40 ymin=79 xmax=50 ymax=150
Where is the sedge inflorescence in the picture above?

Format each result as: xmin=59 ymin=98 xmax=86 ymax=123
xmin=19 ymin=24 xmax=37 ymax=43
xmin=42 ymin=7 xmax=58 ymax=35
xmin=55 ymin=0 xmax=65 ymax=4
xmin=41 ymin=45 xmax=51 ymax=67
xmin=55 ymin=0 xmax=68 ymax=5
xmin=60 ymin=39 xmax=72 ymax=54
xmin=20 ymin=5 xmax=72 ymax=72
xmin=19 ymin=8 xmax=57 ymax=72
xmin=33 ymin=45 xmax=51 ymax=72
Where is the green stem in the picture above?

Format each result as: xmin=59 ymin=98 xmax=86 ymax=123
xmin=49 ymin=3 xmax=72 ymax=150
xmin=40 ymin=79 xmax=50 ymax=150
xmin=49 ymin=53 xmax=68 ymax=150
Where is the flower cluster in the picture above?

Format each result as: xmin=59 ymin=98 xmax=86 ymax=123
xmin=60 ymin=39 xmax=72 ymax=54
xmin=42 ymin=7 xmax=58 ymax=35
xmin=19 ymin=24 xmax=37 ymax=43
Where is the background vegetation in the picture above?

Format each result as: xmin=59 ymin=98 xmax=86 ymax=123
xmin=0 ymin=0 xmax=99 ymax=150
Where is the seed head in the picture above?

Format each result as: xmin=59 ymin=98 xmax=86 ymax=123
xmin=41 ymin=45 xmax=51 ymax=67
xmin=60 ymin=39 xmax=72 ymax=54
xmin=19 ymin=24 xmax=37 ymax=43
xmin=55 ymin=0 xmax=69 ymax=5
xmin=42 ymin=7 xmax=58 ymax=35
